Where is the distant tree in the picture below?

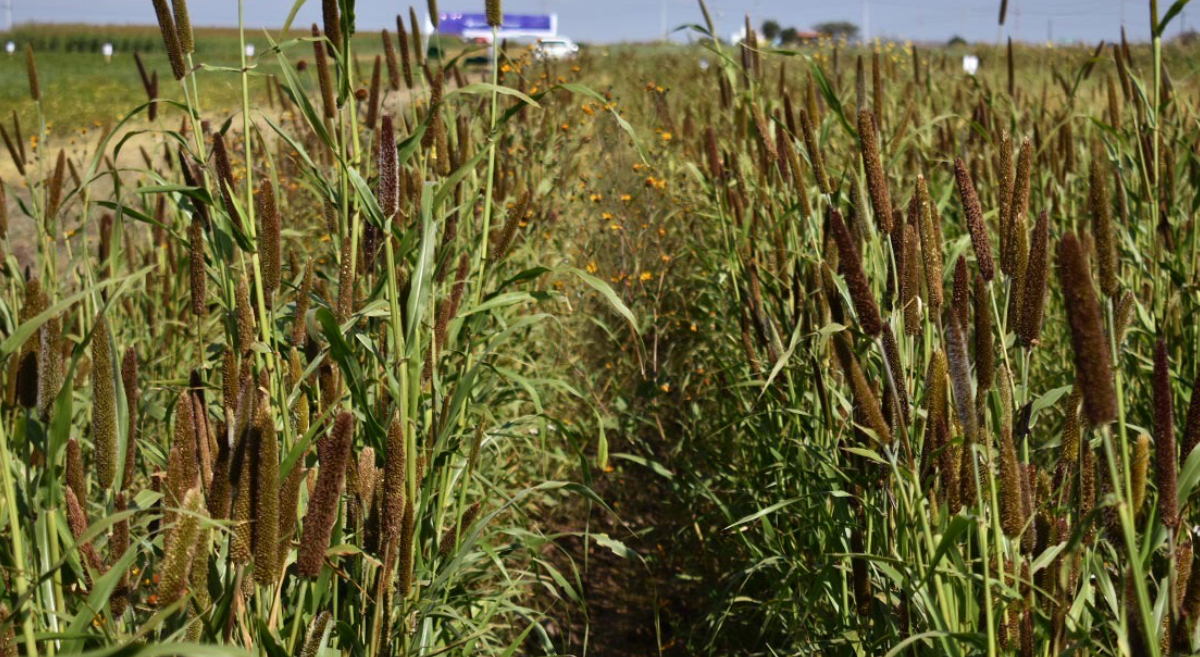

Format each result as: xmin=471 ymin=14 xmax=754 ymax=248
xmin=1174 ymin=28 xmax=1200 ymax=45
xmin=780 ymin=27 xmax=800 ymax=44
xmin=761 ymin=20 xmax=781 ymax=42
xmin=814 ymin=21 xmax=859 ymax=41
xmin=947 ymin=35 xmax=968 ymax=46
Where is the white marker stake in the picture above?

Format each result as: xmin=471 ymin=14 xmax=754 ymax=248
xmin=962 ymin=55 xmax=979 ymax=75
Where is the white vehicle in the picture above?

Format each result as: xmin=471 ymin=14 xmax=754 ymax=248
xmin=535 ymin=38 xmax=579 ymax=60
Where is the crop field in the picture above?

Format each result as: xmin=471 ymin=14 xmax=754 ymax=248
xmin=2 ymin=0 xmax=1200 ymax=655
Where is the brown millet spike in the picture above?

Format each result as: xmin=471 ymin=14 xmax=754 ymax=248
xmin=379 ymin=115 xmax=399 ymax=220
xmin=15 ymin=279 xmax=45 ymax=409
xmin=1088 ymin=157 xmax=1118 ymax=298
xmin=230 ymin=427 xmax=254 ymax=564
xmin=1016 ymin=210 xmax=1049 ymax=348
xmin=366 ymin=55 xmax=382 ymax=131
xmin=410 ymin=8 xmax=424 ymax=68
xmin=832 ymin=333 xmax=891 ymax=446
xmin=65 ymin=438 xmax=85 ymax=504
xmin=189 ymin=217 xmax=207 ymax=317
xmin=1060 ymin=387 xmax=1082 ymax=464
xmin=336 ymin=231 xmax=356 ymax=324
xmin=297 ymin=412 xmax=355 ymax=577
xmin=916 ymin=176 xmax=943 ymax=311
xmin=489 ymin=190 xmax=531 ymax=265
xmin=236 ymin=275 xmax=255 ymax=351
xmin=158 ymin=487 xmax=205 ymax=606
xmin=953 ymin=158 xmax=994 ymax=281
xmin=44 ymin=150 xmax=65 ymax=225
xmin=150 ymin=0 xmax=187 ymax=79
xmin=276 ymin=459 xmax=306 ymax=581
xmin=902 ymin=222 xmax=921 ymax=334
xmin=998 ymin=367 xmax=1023 ymax=538
xmin=0 ymin=122 xmax=25 ymax=176
xmin=382 ymin=30 xmax=401 ymax=91
xmin=313 ymin=24 xmax=336 ymax=119
xmin=799 ymin=110 xmax=829 ymax=195
xmin=1131 ymin=433 xmax=1149 ymax=517
xmin=211 ymin=132 xmax=237 ymax=217
xmin=1056 ymin=232 xmax=1116 ymax=427
xmin=1007 ymin=141 xmax=1032 ymax=250
xmin=172 ymin=0 xmax=194 ymax=54
xmin=258 ymin=179 xmax=282 ymax=301
xmin=944 ymin=309 xmax=978 ymax=447
xmin=829 ymin=210 xmax=883 ymax=336
xmin=110 ymin=492 xmax=131 ymax=616
xmin=37 ymin=315 xmax=63 ymax=423
xmin=881 ymin=324 xmax=909 ymax=428
xmin=1153 ymin=338 xmax=1179 ymax=528
xmin=25 ymin=45 xmax=39 ymax=102
xmin=321 ymin=0 xmax=342 ymax=55
xmin=0 ymin=175 xmax=9 ymax=238
xmin=64 ymin=488 xmax=104 ymax=582
xmin=951 ymin=257 xmax=969 ymax=331
xmin=858 ymin=109 xmax=893 ymax=234
xmin=92 ymin=314 xmax=118 ymax=489
xmin=292 ymin=264 xmax=314 ymax=350
xmin=396 ymin=16 xmax=414 ymax=89
xmin=997 ymin=133 xmax=1014 ymax=275
xmin=925 ymin=351 xmax=952 ymax=505
xmin=252 ymin=400 xmax=280 ymax=585
xmin=383 ymin=413 xmax=406 ymax=545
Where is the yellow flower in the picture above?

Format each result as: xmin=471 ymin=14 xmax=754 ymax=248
xmin=660 ymin=132 xmax=672 ymax=142
xmin=586 ymin=261 xmax=598 ymax=274
xmin=620 ymin=194 xmax=632 ymax=202
xmin=602 ymin=212 xmax=614 ymax=220
xmin=590 ymin=194 xmax=602 ymax=203
xmin=660 ymin=383 xmax=670 ymax=392
xmin=640 ymin=271 xmax=653 ymax=281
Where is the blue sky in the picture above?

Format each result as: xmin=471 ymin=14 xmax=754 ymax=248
xmin=1 ymin=1 xmax=1173 ymax=45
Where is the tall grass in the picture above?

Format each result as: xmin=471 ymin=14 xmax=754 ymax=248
xmin=0 ymin=1 xmax=636 ymax=655
xmin=553 ymin=3 xmax=1200 ymax=654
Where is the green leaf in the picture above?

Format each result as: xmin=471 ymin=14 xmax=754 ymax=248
xmin=560 ymin=267 xmax=638 ymax=333
xmin=1157 ymin=0 xmax=1193 ymax=37
xmin=611 ymin=453 xmax=674 ymax=479
xmin=1177 ymin=441 xmax=1200 ymax=507
xmin=556 ymin=83 xmax=648 ymax=164
xmin=808 ymin=57 xmax=857 ymax=140
xmin=724 ymin=498 xmax=801 ymax=530
xmin=1030 ymin=385 xmax=1072 ymax=418
xmin=920 ymin=515 xmax=972 ymax=588
xmin=448 ymin=82 xmax=540 ymax=108
xmin=592 ymin=533 xmax=639 ymax=559
xmin=0 ymin=268 xmax=152 ymax=357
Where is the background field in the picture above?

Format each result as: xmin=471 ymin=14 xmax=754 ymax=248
xmin=5 ymin=7 xmax=1200 ymax=657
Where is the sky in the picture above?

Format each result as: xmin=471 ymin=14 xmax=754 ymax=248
xmin=0 ymin=0 xmax=1178 ymax=45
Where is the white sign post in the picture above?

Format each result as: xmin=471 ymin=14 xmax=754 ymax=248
xmin=962 ymin=55 xmax=979 ymax=75
xmin=103 ymin=43 xmax=114 ymax=63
